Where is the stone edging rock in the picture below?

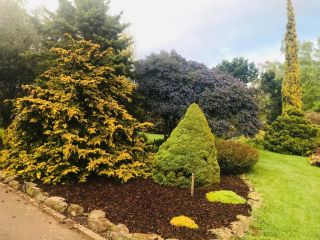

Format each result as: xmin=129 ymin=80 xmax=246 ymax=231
xmin=0 ymin=172 xmax=164 ymax=240
xmin=208 ymin=175 xmax=263 ymax=240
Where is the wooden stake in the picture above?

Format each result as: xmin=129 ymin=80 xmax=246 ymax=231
xmin=191 ymin=173 xmax=195 ymax=197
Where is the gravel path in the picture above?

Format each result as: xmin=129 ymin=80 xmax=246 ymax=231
xmin=0 ymin=184 xmax=90 ymax=240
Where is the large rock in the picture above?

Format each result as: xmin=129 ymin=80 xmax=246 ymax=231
xmin=0 ymin=171 xmax=6 ymax=181
xmin=88 ymin=210 xmax=114 ymax=233
xmin=208 ymin=227 xmax=233 ymax=240
xmin=110 ymin=224 xmax=130 ymax=240
xmin=113 ymin=224 xmax=129 ymax=234
xmin=8 ymin=180 xmax=21 ymax=190
xmin=3 ymin=175 xmax=16 ymax=184
xmin=67 ymin=204 xmax=84 ymax=217
xmin=44 ymin=197 xmax=68 ymax=213
xmin=110 ymin=232 xmax=163 ymax=240
xmin=24 ymin=182 xmax=42 ymax=197
xmin=35 ymin=193 xmax=48 ymax=203
xmin=110 ymin=231 xmax=132 ymax=240
xmin=131 ymin=233 xmax=164 ymax=240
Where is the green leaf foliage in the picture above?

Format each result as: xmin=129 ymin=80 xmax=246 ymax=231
xmin=299 ymin=40 xmax=320 ymax=112
xmin=152 ymin=103 xmax=220 ymax=188
xmin=259 ymin=69 xmax=282 ymax=123
xmin=0 ymin=36 xmax=151 ymax=184
xmin=216 ymin=57 xmax=259 ymax=84
xmin=264 ymin=109 xmax=320 ymax=156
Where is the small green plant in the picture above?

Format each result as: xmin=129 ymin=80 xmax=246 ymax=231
xmin=206 ymin=190 xmax=246 ymax=204
xmin=152 ymin=103 xmax=220 ymax=187
xmin=170 ymin=216 xmax=199 ymax=229
xmin=264 ymin=109 xmax=320 ymax=156
xmin=216 ymin=139 xmax=259 ymax=174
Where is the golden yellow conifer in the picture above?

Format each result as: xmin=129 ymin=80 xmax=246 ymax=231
xmin=0 ymin=35 xmax=151 ymax=184
xmin=282 ymin=0 xmax=302 ymax=113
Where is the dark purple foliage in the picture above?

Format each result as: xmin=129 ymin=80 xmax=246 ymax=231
xmin=134 ymin=50 xmax=261 ymax=138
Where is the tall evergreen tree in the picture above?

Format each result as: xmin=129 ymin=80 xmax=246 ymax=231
xmin=74 ymin=0 xmax=130 ymax=51
xmin=264 ymin=1 xmax=320 ymax=156
xmin=282 ymin=0 xmax=302 ymax=113
xmin=33 ymin=0 xmax=133 ymax=77
xmin=0 ymin=0 xmax=38 ymax=126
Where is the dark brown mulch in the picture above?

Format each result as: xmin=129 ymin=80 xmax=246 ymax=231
xmin=40 ymin=176 xmax=251 ymax=240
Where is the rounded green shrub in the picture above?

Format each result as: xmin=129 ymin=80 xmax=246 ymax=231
xmin=206 ymin=190 xmax=246 ymax=204
xmin=216 ymin=139 xmax=259 ymax=174
xmin=152 ymin=103 xmax=220 ymax=188
xmin=264 ymin=109 xmax=320 ymax=156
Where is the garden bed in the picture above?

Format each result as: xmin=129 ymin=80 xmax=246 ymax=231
xmin=40 ymin=176 xmax=251 ymax=240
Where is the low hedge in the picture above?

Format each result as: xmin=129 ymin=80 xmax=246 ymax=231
xmin=216 ymin=139 xmax=259 ymax=174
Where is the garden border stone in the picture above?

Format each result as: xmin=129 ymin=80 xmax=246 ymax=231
xmin=208 ymin=175 xmax=263 ymax=240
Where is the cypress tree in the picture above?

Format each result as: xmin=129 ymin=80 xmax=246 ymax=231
xmin=264 ymin=0 xmax=320 ymax=155
xmin=282 ymin=0 xmax=302 ymax=113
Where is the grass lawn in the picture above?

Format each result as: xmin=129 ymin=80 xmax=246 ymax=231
xmin=245 ymin=150 xmax=320 ymax=240
xmin=143 ymin=132 xmax=164 ymax=145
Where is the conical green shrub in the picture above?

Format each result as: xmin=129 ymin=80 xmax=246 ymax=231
xmin=152 ymin=103 xmax=220 ymax=187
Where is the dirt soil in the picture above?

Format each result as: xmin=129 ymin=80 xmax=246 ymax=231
xmin=40 ymin=176 xmax=251 ymax=240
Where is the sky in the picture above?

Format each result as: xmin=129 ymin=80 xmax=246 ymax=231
xmin=26 ymin=0 xmax=320 ymax=67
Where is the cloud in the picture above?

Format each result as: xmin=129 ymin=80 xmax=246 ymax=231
xmin=26 ymin=0 xmax=320 ymax=66
xmin=26 ymin=0 xmax=58 ymax=12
